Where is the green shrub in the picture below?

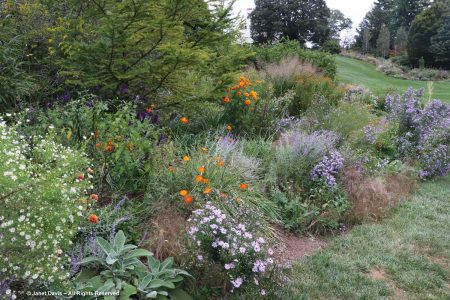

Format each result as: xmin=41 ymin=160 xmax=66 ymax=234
xmin=321 ymin=39 xmax=341 ymax=54
xmin=0 ymin=119 xmax=90 ymax=291
xmin=252 ymin=40 xmax=337 ymax=79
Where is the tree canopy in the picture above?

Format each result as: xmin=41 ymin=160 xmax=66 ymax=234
xmin=250 ymin=0 xmax=331 ymax=46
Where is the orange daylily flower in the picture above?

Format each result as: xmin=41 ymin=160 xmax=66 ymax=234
xmin=195 ymin=175 xmax=204 ymax=182
xmin=239 ymin=183 xmax=248 ymax=190
xmin=202 ymin=178 xmax=209 ymax=184
xmin=197 ymin=166 xmax=205 ymax=173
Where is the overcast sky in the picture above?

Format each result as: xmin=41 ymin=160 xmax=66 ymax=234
xmin=234 ymin=0 xmax=376 ymax=41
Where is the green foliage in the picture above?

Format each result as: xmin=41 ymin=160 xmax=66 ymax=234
xmin=321 ymin=39 xmax=341 ymax=54
xmin=0 ymin=119 xmax=90 ymax=290
xmin=51 ymin=0 xmax=249 ymax=104
xmin=252 ymin=40 xmax=337 ymax=79
xmin=250 ymin=0 xmax=331 ymax=46
xmin=76 ymin=230 xmax=191 ymax=299
xmin=407 ymin=0 xmax=450 ymax=67
xmin=219 ymin=76 xmax=291 ymax=136
xmin=16 ymin=97 xmax=162 ymax=194
xmin=376 ymin=24 xmax=390 ymax=58
xmin=323 ymin=101 xmax=372 ymax=140
xmin=290 ymin=74 xmax=344 ymax=116
xmin=430 ymin=16 xmax=450 ymax=69
xmin=328 ymin=9 xmax=353 ymax=40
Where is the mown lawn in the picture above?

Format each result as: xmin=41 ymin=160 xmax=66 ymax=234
xmin=282 ymin=176 xmax=450 ymax=299
xmin=336 ymin=56 xmax=450 ymax=103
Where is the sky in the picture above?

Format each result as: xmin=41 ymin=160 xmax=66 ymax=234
xmin=234 ymin=0 xmax=376 ymax=42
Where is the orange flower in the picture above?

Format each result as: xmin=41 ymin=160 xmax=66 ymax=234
xmin=239 ymin=183 xmax=248 ymax=190
xmin=244 ymin=99 xmax=251 ymax=106
xmin=226 ymin=124 xmax=232 ymax=131
xmin=183 ymin=155 xmax=190 ymax=162
xmin=195 ymin=175 xmax=204 ymax=182
xmin=184 ymin=195 xmax=193 ymax=204
xmin=105 ymin=145 xmax=114 ymax=152
xmin=236 ymin=197 xmax=241 ymax=202
xmin=90 ymin=194 xmax=99 ymax=201
xmin=180 ymin=116 xmax=189 ymax=124
xmin=220 ymin=192 xmax=228 ymax=199
xmin=107 ymin=139 xmax=114 ymax=146
xmin=168 ymin=166 xmax=176 ymax=172
xmin=250 ymin=91 xmax=258 ymax=100
xmin=244 ymin=92 xmax=249 ymax=97
xmin=77 ymin=173 xmax=85 ymax=180
xmin=202 ymin=178 xmax=209 ymax=184
xmin=223 ymin=96 xmax=231 ymax=103
xmin=197 ymin=166 xmax=205 ymax=173
xmin=203 ymin=187 xmax=212 ymax=194
xmin=217 ymin=161 xmax=225 ymax=167
xmin=95 ymin=142 xmax=102 ymax=149
xmin=179 ymin=190 xmax=189 ymax=196
xmin=201 ymin=147 xmax=208 ymax=153
xmin=236 ymin=91 xmax=242 ymax=96
xmin=231 ymin=86 xmax=237 ymax=90
xmin=88 ymin=214 xmax=99 ymax=224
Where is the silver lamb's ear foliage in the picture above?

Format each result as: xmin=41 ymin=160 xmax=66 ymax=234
xmin=75 ymin=230 xmax=190 ymax=299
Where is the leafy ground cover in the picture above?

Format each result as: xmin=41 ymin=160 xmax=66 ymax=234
xmin=336 ymin=56 xmax=450 ymax=102
xmin=282 ymin=175 xmax=450 ymax=299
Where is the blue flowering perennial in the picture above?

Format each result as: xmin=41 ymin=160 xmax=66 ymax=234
xmin=310 ymin=151 xmax=344 ymax=188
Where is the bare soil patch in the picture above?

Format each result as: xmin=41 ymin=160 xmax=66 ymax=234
xmin=273 ymin=227 xmax=328 ymax=267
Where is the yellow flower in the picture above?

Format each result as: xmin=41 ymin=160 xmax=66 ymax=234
xmin=226 ymin=124 xmax=233 ymax=131
xmin=203 ymin=187 xmax=212 ymax=194
xmin=183 ymin=156 xmax=190 ymax=162
xmin=201 ymin=147 xmax=208 ymax=153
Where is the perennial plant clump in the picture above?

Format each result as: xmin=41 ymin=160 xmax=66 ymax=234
xmin=310 ymin=151 xmax=344 ymax=188
xmin=188 ymin=202 xmax=275 ymax=295
xmin=385 ymin=88 xmax=450 ymax=178
xmin=0 ymin=120 xmax=91 ymax=291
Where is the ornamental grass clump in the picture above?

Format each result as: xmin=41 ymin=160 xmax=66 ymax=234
xmin=188 ymin=202 xmax=275 ymax=295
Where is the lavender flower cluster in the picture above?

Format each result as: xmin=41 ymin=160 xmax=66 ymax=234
xmin=188 ymin=203 xmax=274 ymax=295
xmin=385 ymin=88 xmax=449 ymax=178
xmin=0 ymin=276 xmax=17 ymax=300
xmin=310 ymin=151 xmax=344 ymax=188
